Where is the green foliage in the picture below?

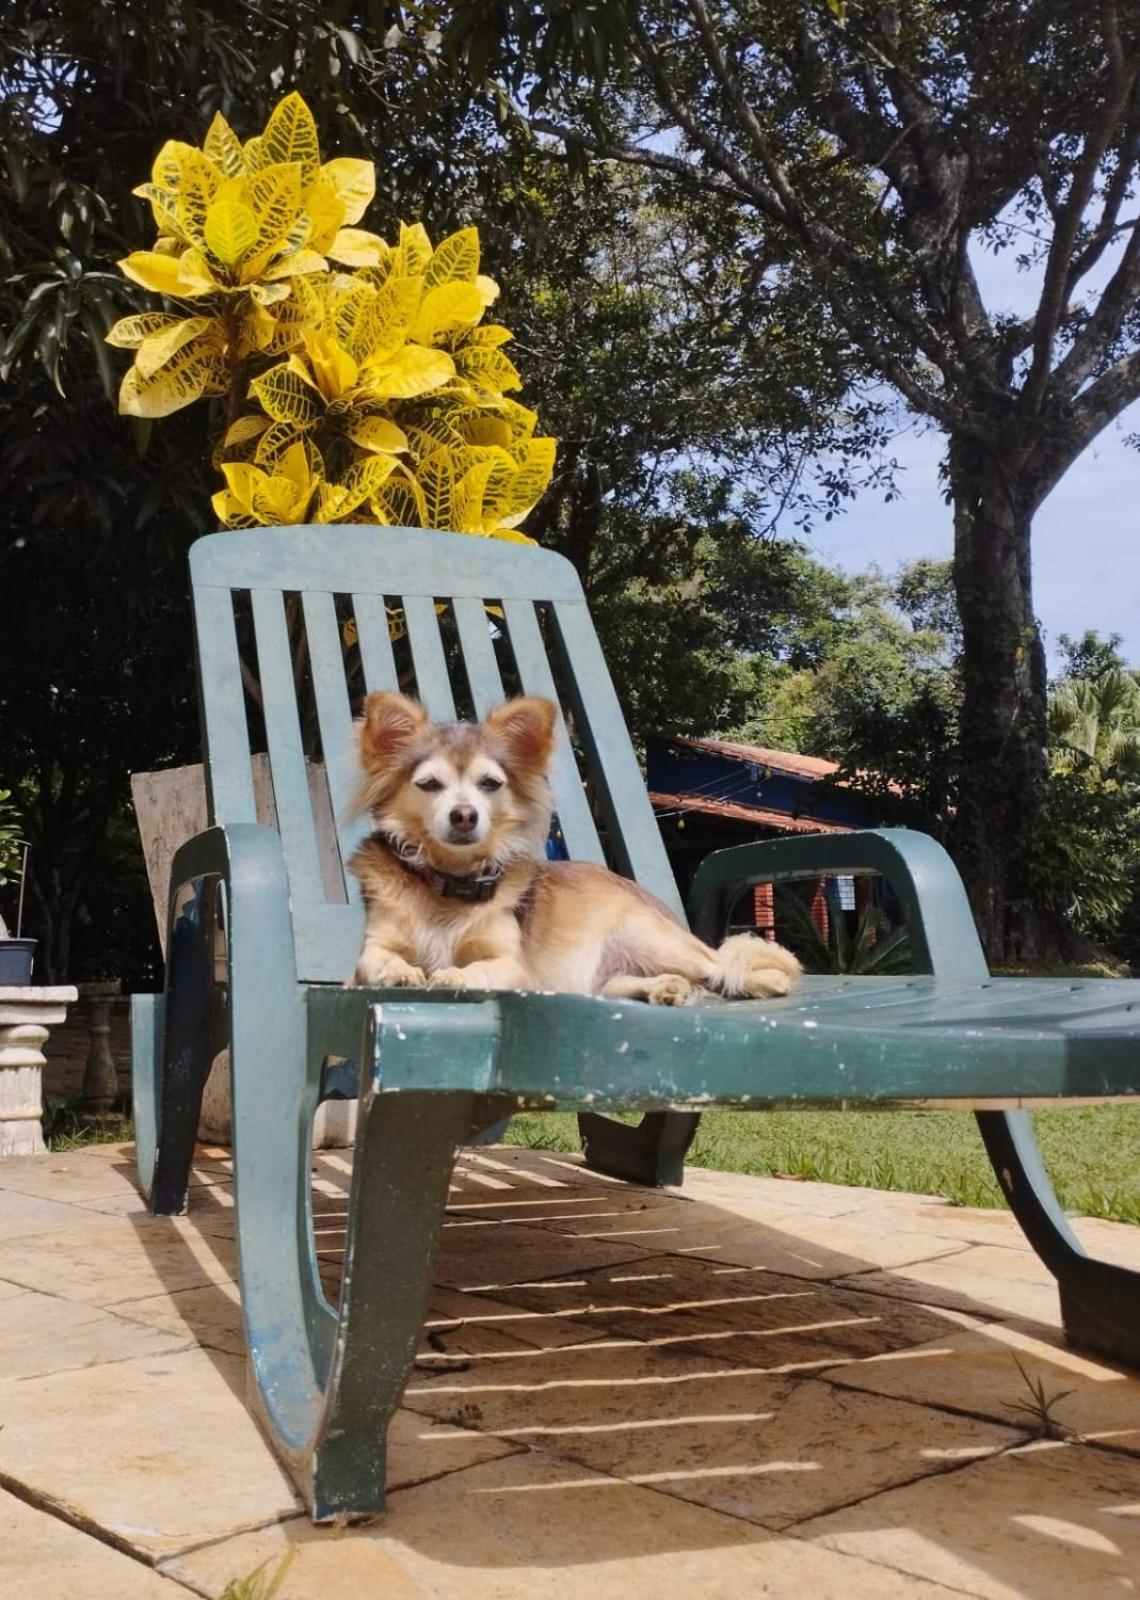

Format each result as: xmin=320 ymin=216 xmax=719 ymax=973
xmin=0 ymin=790 xmax=25 ymax=889
xmin=1039 ymin=650 xmax=1140 ymax=946
xmin=776 ymin=887 xmax=913 ymax=977
xmin=219 ymin=1554 xmax=294 ymax=1600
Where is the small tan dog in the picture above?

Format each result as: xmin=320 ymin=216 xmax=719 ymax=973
xmin=347 ymin=693 xmax=802 ymax=1004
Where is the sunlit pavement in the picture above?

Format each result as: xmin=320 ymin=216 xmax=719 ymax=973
xmin=1 ymin=1140 xmax=1138 ymax=1598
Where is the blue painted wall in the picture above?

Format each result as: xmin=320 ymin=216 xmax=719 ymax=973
xmin=646 ymin=737 xmax=882 ymax=829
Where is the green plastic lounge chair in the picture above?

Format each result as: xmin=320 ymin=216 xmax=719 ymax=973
xmin=131 ymin=524 xmax=1140 ymax=1522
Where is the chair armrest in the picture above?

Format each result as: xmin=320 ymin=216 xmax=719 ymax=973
xmin=687 ymin=827 xmax=988 ymax=980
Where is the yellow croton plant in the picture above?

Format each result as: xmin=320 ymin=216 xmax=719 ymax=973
xmin=107 ymin=93 xmax=555 ymax=539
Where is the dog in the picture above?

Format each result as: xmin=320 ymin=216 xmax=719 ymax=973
xmin=347 ymin=692 xmax=802 ymax=1005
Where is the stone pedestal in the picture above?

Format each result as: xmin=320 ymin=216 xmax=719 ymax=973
xmin=0 ymin=986 xmax=78 ymax=1156
xmin=79 ymin=980 xmax=123 ymax=1119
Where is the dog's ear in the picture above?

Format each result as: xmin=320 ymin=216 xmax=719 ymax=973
xmin=358 ymin=692 xmax=428 ymax=772
xmin=484 ymin=697 xmax=558 ymax=774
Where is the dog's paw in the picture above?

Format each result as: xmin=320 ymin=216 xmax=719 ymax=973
xmin=427 ymin=966 xmax=470 ymax=990
xmin=712 ymin=932 xmax=802 ymax=998
xmin=646 ymin=973 xmax=695 ymax=1007
xmin=353 ymin=954 xmax=426 ymax=989
xmin=737 ymin=966 xmax=798 ymax=998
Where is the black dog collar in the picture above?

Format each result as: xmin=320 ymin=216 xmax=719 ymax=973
xmin=372 ymin=831 xmax=504 ymax=902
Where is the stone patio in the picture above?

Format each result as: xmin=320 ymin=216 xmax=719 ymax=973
xmin=1 ymin=1141 xmax=1138 ymax=1599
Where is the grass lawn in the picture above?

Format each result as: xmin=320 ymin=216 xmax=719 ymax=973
xmin=505 ymin=1105 xmax=1140 ymax=1224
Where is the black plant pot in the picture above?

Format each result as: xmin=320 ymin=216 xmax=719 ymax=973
xmin=0 ymin=938 xmax=36 ymax=986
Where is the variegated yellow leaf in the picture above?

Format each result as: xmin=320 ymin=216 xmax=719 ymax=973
xmin=320 ymin=157 xmax=375 ymax=225
xmin=203 ymin=111 xmax=245 ymax=178
xmin=131 ymin=182 xmax=189 ymax=242
xmin=254 ymin=420 xmax=306 ymax=466
xmin=413 ymin=281 xmax=485 ymax=345
xmin=117 ymin=250 xmax=187 ymax=295
xmin=149 ymin=139 xmax=206 ymax=193
xmin=301 ymin=330 xmax=358 ymax=399
xmin=496 ymin=437 xmax=557 ymax=526
xmin=349 ymin=416 xmax=408 ymax=455
xmin=248 ymin=358 xmax=322 ymax=426
xmin=175 ymin=248 xmax=222 ymax=295
xmin=456 ymin=345 xmax=521 ymax=393
xmin=475 ymin=274 xmax=500 ymax=307
xmin=424 ymin=227 xmax=480 ymax=288
xmin=394 ymin=221 xmax=433 ymax=277
xmin=465 ymin=323 xmax=513 ymax=348
xmin=258 ymin=92 xmax=321 ymax=184
xmin=262 ymin=248 xmax=329 ymax=282
xmin=372 ymin=471 xmax=427 ymax=528
xmin=175 ymin=147 xmax=223 ymax=246
xmin=326 ymin=227 xmax=387 ymax=267
xmin=354 ymin=275 xmax=421 ymax=360
xmin=203 ymin=199 xmax=257 ymax=267
xmin=415 ymin=447 xmax=458 ymax=529
xmin=105 ymin=312 xmax=182 ymax=349
xmin=136 ymin=315 xmax=215 ymax=380
xmin=243 ymin=161 xmax=305 ymax=267
xmin=364 ymin=342 xmax=455 ymax=400
xmin=223 ymin=415 xmax=270 ymax=448
xmin=335 ymin=454 xmax=398 ymax=516
xmin=301 ymin=179 xmax=347 ymax=254
xmin=250 ymin=280 xmax=292 ymax=305
xmin=118 ymin=336 xmax=223 ymax=418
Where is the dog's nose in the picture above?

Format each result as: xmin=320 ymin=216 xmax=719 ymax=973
xmin=449 ymin=805 xmax=478 ymax=834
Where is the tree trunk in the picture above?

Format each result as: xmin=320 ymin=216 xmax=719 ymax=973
xmin=948 ymin=435 xmax=1055 ymax=964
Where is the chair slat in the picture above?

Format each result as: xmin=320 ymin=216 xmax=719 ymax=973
xmin=500 ymin=599 xmax=604 ymax=865
xmin=402 ymin=594 xmax=456 ymax=721
xmin=452 ymin=597 xmax=505 ymax=717
xmin=351 ymin=592 xmax=400 ymax=695
xmin=250 ymin=589 xmax=325 ymax=906
xmin=301 ymin=591 xmax=370 ymax=885
xmin=550 ymin=600 xmax=682 ymax=915
xmin=194 ymin=585 xmax=256 ymax=824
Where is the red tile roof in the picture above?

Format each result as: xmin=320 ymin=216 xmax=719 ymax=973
xmin=648 ymin=791 xmax=851 ymax=833
xmin=668 ymin=734 xmax=840 ymax=782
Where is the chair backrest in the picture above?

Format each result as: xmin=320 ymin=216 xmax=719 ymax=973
xmin=189 ymin=525 xmax=682 ymax=980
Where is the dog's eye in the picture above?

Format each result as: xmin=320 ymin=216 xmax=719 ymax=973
xmin=478 ymin=776 xmax=504 ymax=793
xmin=415 ymin=776 xmax=444 ymax=793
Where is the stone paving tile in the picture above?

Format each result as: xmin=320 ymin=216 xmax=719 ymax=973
xmin=853 ymin=1245 xmax=1063 ymax=1330
xmin=0 ymin=1151 xmax=145 ymax=1203
xmin=408 ymin=1221 xmax=659 ymax=1294
xmin=823 ymin=1319 xmax=1140 ymax=1458
xmin=0 ymin=1286 xmax=193 ymax=1380
xmin=0 ymin=1213 xmax=237 ymax=1305
xmin=109 ymin=1280 xmax=246 ymax=1357
xmin=164 ymin=1448 xmax=967 ymax=1600
xmin=482 ymin=1254 xmax=963 ymax=1372
xmin=0 ymin=1187 xmax=117 ymax=1242
xmin=0 ymin=1488 xmax=192 ymax=1599
xmin=402 ymin=1336 xmax=1023 ymax=1530
xmin=0 ymin=1344 xmax=509 ymax=1561
xmin=78 ymin=1179 xmax=236 ymax=1224
xmin=796 ymin=1439 xmax=1140 ymax=1599
xmin=522 ymin=1196 xmax=973 ymax=1281
xmin=424 ymin=1285 xmax=602 ymax=1352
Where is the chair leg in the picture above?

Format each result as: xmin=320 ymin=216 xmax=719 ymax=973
xmin=301 ymin=1086 xmax=473 ymax=1521
xmin=579 ymin=1110 xmax=701 ymax=1187
xmin=148 ymin=886 xmax=217 ymax=1216
xmin=976 ymin=1110 xmax=1140 ymax=1368
xmin=130 ymin=992 xmax=164 ymax=1194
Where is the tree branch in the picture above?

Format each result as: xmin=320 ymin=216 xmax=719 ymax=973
xmin=1051 ymin=211 xmax=1140 ymax=397
xmin=1022 ymin=1 xmax=1139 ymax=412
xmin=1033 ymin=343 xmax=1140 ymax=504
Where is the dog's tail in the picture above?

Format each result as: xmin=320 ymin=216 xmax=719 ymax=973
xmin=709 ymin=931 xmax=802 ymax=998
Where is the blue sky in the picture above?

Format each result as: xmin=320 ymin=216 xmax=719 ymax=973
xmin=802 ymin=246 xmax=1140 ymax=668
